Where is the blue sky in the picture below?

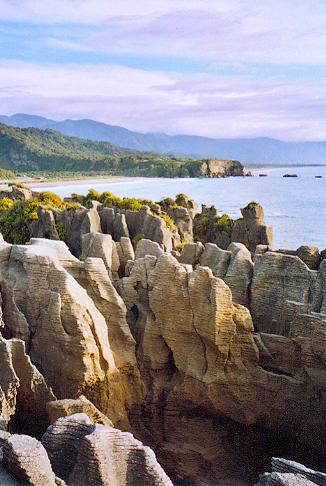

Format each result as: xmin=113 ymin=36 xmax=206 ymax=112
xmin=0 ymin=0 xmax=326 ymax=140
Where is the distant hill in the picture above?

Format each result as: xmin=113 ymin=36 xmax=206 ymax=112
xmin=0 ymin=122 xmax=243 ymax=177
xmin=1 ymin=113 xmax=325 ymax=165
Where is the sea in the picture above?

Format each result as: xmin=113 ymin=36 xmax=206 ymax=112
xmin=32 ymin=165 xmax=326 ymax=250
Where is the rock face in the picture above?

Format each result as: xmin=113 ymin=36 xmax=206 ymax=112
xmin=30 ymin=208 xmax=60 ymax=240
xmin=0 ymin=238 xmax=143 ymax=430
xmin=120 ymin=253 xmax=326 ymax=483
xmin=0 ymin=230 xmax=326 ymax=485
xmin=251 ymin=251 xmax=317 ymax=335
xmin=57 ymin=206 xmax=102 ymax=256
xmin=2 ymin=434 xmax=57 ymax=486
xmin=42 ymin=413 xmax=172 ymax=486
xmin=255 ymin=458 xmax=326 ymax=486
xmin=199 ymin=159 xmax=244 ymax=177
xmin=179 ymin=241 xmax=253 ymax=307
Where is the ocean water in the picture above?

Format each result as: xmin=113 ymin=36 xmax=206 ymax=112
xmin=32 ymin=165 xmax=326 ymax=250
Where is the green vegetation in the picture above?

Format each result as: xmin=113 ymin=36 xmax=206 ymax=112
xmin=246 ymin=201 xmax=258 ymax=209
xmin=175 ymin=194 xmax=188 ymax=207
xmin=0 ymin=197 xmax=14 ymax=211
xmin=133 ymin=233 xmax=145 ymax=245
xmin=213 ymin=214 xmax=233 ymax=232
xmin=0 ymin=168 xmax=16 ymax=180
xmin=0 ymin=123 xmax=216 ymax=178
xmin=0 ymin=190 xmax=77 ymax=244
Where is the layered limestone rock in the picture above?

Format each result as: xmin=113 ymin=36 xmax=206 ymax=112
xmin=135 ymin=238 xmax=164 ymax=259
xmin=120 ymin=252 xmax=326 ymax=483
xmin=255 ymin=458 xmax=326 ymax=486
xmin=232 ymin=203 xmax=273 ymax=251
xmin=251 ymin=251 xmax=317 ymax=335
xmin=42 ymin=413 xmax=172 ymax=486
xmin=47 ymin=396 xmax=113 ymax=427
xmin=179 ymin=241 xmax=253 ymax=307
xmin=2 ymin=434 xmax=58 ymax=486
xmin=0 ymin=229 xmax=326 ymax=485
xmin=0 ymin=334 xmax=55 ymax=430
xmin=0 ymin=238 xmax=143 ymax=429
xmin=57 ymin=206 xmax=101 ymax=256
xmin=125 ymin=206 xmax=176 ymax=251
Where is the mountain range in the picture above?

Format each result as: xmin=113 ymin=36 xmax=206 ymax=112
xmin=1 ymin=122 xmax=238 ymax=177
xmin=0 ymin=113 xmax=325 ymax=166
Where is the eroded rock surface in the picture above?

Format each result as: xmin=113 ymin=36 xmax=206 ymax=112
xmin=0 ymin=231 xmax=325 ymax=486
xmin=42 ymin=413 xmax=172 ymax=486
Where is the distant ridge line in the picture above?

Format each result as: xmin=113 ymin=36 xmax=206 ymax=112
xmin=0 ymin=113 xmax=325 ymax=165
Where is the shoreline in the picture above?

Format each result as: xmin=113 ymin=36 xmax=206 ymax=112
xmin=0 ymin=163 xmax=325 ymax=188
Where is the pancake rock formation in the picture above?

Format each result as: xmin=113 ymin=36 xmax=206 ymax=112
xmin=0 ymin=193 xmax=325 ymax=485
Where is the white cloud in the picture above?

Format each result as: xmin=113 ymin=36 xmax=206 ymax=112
xmin=0 ymin=60 xmax=325 ymax=141
xmin=0 ymin=0 xmax=233 ymax=24
xmin=2 ymin=1 xmax=326 ymax=66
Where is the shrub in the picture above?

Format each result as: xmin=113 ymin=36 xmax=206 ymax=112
xmin=246 ymin=201 xmax=258 ymax=209
xmin=120 ymin=198 xmax=144 ymax=211
xmin=175 ymin=194 xmax=188 ymax=207
xmin=133 ymin=233 xmax=145 ymax=245
xmin=36 ymin=191 xmax=66 ymax=209
xmin=0 ymin=197 xmax=14 ymax=210
xmin=160 ymin=213 xmax=177 ymax=233
xmin=213 ymin=214 xmax=232 ymax=232
xmin=159 ymin=197 xmax=176 ymax=208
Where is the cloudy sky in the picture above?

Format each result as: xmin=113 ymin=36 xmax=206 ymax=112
xmin=0 ymin=0 xmax=326 ymax=140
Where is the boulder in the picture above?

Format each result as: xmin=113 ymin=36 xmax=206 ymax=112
xmin=42 ymin=413 xmax=173 ymax=486
xmin=199 ymin=243 xmax=231 ymax=277
xmin=47 ymin=396 xmax=113 ymax=427
xmin=2 ymin=434 xmax=57 ymax=486
xmin=135 ymin=238 xmax=164 ymax=259
xmin=179 ymin=242 xmax=204 ymax=266
xmin=296 ymin=245 xmax=321 ymax=270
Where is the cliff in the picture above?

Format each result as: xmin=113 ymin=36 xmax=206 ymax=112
xmin=199 ymin=158 xmax=244 ymax=177
xmin=0 ymin=189 xmax=325 ymax=485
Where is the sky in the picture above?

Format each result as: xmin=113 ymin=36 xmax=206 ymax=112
xmin=0 ymin=0 xmax=326 ymax=140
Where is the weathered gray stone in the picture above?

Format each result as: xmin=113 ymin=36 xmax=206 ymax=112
xmin=81 ymin=232 xmax=115 ymax=273
xmin=200 ymin=243 xmax=231 ymax=277
xmin=135 ymin=238 xmax=164 ymax=259
xmin=251 ymin=251 xmax=316 ymax=335
xmin=224 ymin=242 xmax=253 ymax=307
xmin=30 ymin=208 xmax=59 ymax=240
xmin=296 ymin=245 xmax=321 ymax=270
xmin=69 ymin=422 xmax=173 ymax=486
xmin=114 ymin=212 xmax=130 ymax=240
xmin=179 ymin=242 xmax=204 ymax=266
xmin=3 ymin=434 xmax=57 ymax=485
xmin=42 ymin=413 xmax=95 ymax=480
